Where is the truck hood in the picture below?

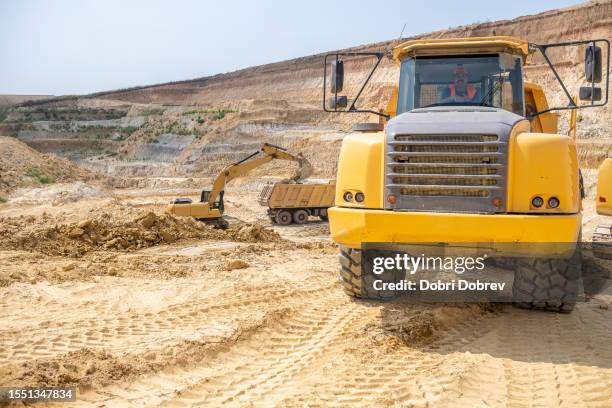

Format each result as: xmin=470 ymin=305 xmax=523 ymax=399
xmin=387 ymin=107 xmax=525 ymax=135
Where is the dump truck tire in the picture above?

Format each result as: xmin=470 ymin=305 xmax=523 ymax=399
xmin=293 ymin=209 xmax=309 ymax=224
xmin=276 ymin=210 xmax=292 ymax=225
xmin=338 ymin=246 xmax=401 ymax=300
xmin=512 ymin=251 xmax=581 ymax=313
xmin=339 ymin=246 xmax=363 ymax=298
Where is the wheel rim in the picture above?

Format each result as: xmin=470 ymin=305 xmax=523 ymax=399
xmin=294 ymin=210 xmax=308 ymax=224
xmin=278 ymin=212 xmax=291 ymax=225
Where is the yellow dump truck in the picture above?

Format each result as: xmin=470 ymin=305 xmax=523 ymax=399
xmin=258 ymin=181 xmax=335 ymax=224
xmin=323 ymin=36 xmax=610 ymax=312
xmin=594 ymin=158 xmax=612 ymax=259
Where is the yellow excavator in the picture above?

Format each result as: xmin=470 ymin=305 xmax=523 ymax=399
xmin=167 ymin=143 xmax=312 ymax=228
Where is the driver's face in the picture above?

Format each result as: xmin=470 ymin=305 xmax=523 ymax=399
xmin=454 ymin=77 xmax=467 ymax=92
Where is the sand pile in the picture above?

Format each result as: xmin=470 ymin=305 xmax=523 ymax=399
xmin=367 ymin=303 xmax=499 ymax=346
xmin=225 ymin=222 xmax=283 ymax=243
xmin=0 ymin=136 xmax=98 ymax=196
xmin=0 ymin=206 xmax=283 ymax=256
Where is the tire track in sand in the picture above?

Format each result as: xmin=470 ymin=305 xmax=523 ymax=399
xmin=0 ymin=278 xmax=335 ymax=365
xmin=77 ymin=286 xmax=352 ymax=407
xmin=422 ymin=304 xmax=612 ymax=407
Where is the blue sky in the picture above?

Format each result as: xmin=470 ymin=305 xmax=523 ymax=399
xmin=0 ymin=0 xmax=582 ymax=95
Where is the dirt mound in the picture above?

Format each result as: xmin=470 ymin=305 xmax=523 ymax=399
xmin=0 ymin=136 xmax=98 ymax=197
xmin=367 ymin=303 xmax=499 ymax=347
xmin=0 ymin=206 xmax=283 ymax=256
xmin=225 ymin=222 xmax=282 ymax=243
xmin=1 ymin=348 xmax=145 ymax=388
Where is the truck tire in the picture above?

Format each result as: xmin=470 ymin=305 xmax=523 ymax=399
xmin=293 ymin=209 xmax=309 ymax=224
xmin=338 ymin=245 xmax=401 ymax=300
xmin=339 ymin=247 xmax=363 ymax=298
xmin=276 ymin=210 xmax=293 ymax=225
xmin=512 ymin=250 xmax=581 ymax=313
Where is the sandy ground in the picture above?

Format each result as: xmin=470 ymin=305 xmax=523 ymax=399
xmin=0 ymin=185 xmax=611 ymax=407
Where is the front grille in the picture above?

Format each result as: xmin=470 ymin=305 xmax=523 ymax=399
xmin=385 ymin=133 xmax=507 ymax=213
xmin=400 ymin=188 xmax=490 ymax=197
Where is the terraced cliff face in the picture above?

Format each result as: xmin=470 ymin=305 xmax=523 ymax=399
xmin=0 ymin=0 xmax=610 ymax=182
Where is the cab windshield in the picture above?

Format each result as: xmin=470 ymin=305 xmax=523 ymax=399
xmin=396 ymin=54 xmax=524 ymax=116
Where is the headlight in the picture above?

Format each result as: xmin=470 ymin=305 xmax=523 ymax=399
xmin=343 ymin=192 xmax=353 ymax=202
xmin=532 ymin=196 xmax=544 ymax=208
xmin=355 ymin=192 xmax=365 ymax=203
xmin=548 ymin=197 xmax=560 ymax=208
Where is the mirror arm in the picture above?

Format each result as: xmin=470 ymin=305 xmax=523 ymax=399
xmin=536 ymin=44 xmax=576 ymax=108
xmin=323 ymin=52 xmax=390 ymax=120
xmin=347 ymin=53 xmax=389 ymax=119
xmin=528 ymin=39 xmax=610 ymax=119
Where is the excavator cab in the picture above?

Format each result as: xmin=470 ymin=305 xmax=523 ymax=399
xmin=201 ymin=190 xmax=224 ymax=212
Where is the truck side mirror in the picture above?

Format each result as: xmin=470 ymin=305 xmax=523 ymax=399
xmin=328 ymin=95 xmax=347 ymax=110
xmin=579 ymin=86 xmax=602 ymax=102
xmin=585 ymin=45 xmax=602 ymax=83
xmin=331 ymin=60 xmax=344 ymax=93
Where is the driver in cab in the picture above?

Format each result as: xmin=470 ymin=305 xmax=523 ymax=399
xmin=441 ymin=64 xmax=479 ymax=103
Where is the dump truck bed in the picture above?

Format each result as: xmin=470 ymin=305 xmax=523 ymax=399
xmin=258 ymin=181 xmax=336 ymax=225
xmin=258 ymin=181 xmax=335 ymax=209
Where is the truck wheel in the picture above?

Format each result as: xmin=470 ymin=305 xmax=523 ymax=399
xmin=512 ymin=250 xmax=581 ymax=313
xmin=276 ymin=210 xmax=293 ymax=225
xmin=338 ymin=245 xmax=401 ymax=300
xmin=293 ymin=209 xmax=309 ymax=224
xmin=339 ymin=247 xmax=363 ymax=297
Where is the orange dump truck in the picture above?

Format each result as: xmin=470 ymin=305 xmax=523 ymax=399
xmin=258 ymin=181 xmax=335 ymax=225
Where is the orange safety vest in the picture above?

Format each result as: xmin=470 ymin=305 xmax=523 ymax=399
xmin=449 ymin=84 xmax=476 ymax=99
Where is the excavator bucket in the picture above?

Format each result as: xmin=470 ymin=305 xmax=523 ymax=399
xmin=293 ymin=154 xmax=314 ymax=181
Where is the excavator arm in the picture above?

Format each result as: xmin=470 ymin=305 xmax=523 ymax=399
xmin=206 ymin=143 xmax=311 ymax=207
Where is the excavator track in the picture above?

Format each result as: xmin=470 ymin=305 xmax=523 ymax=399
xmin=199 ymin=217 xmax=230 ymax=229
